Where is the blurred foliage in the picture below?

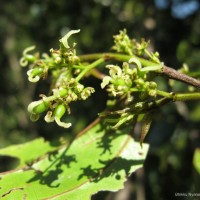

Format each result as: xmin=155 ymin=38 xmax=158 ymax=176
xmin=0 ymin=0 xmax=200 ymax=199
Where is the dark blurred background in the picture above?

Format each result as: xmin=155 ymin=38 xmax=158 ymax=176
xmin=0 ymin=0 xmax=200 ymax=199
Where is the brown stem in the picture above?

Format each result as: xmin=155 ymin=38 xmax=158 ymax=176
xmin=163 ymin=66 xmax=200 ymax=88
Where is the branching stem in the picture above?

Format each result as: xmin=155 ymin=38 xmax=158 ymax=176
xmin=79 ymin=53 xmax=200 ymax=88
xmin=79 ymin=53 xmax=156 ymax=67
xmin=75 ymin=58 xmax=104 ymax=82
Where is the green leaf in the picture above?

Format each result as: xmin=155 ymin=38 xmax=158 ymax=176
xmin=0 ymin=138 xmax=58 ymax=168
xmin=0 ymin=120 xmax=149 ymax=200
xmin=193 ymin=148 xmax=200 ymax=174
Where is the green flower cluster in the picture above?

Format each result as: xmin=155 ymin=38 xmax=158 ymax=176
xmin=20 ymin=30 xmax=80 ymax=83
xmin=112 ymin=29 xmax=160 ymax=63
xmin=20 ymin=29 xmax=162 ymax=130
xmin=20 ymin=30 xmax=95 ymax=128
xmin=101 ymin=58 xmax=158 ymax=101
xmin=100 ymin=58 xmax=159 ymax=129
xmin=112 ymin=29 xmax=133 ymax=55
xmin=28 ymin=79 xmax=94 ymax=128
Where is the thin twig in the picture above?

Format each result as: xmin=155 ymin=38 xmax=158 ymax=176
xmin=162 ymin=66 xmax=200 ymax=88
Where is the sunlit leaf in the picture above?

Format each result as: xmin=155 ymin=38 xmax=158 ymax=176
xmin=0 ymin=138 xmax=58 ymax=168
xmin=0 ymin=120 xmax=149 ymax=200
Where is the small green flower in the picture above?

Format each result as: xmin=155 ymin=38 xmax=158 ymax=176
xmin=81 ymin=87 xmax=95 ymax=100
xmin=53 ymin=87 xmax=68 ymax=98
xmin=148 ymin=89 xmax=157 ymax=97
xmin=134 ymin=38 xmax=150 ymax=56
xmin=101 ymin=76 xmax=112 ymax=89
xmin=54 ymin=104 xmax=71 ymax=128
xmin=149 ymin=82 xmax=157 ymax=89
xmin=55 ymin=56 xmax=62 ymax=64
xmin=150 ymin=51 xmax=160 ymax=63
xmin=76 ymin=83 xmax=84 ymax=93
xmin=20 ymin=46 xmax=36 ymax=67
xmin=66 ymin=90 xmax=78 ymax=102
xmin=28 ymin=99 xmax=49 ymax=122
xmin=112 ymin=29 xmax=133 ymax=55
xmin=102 ymin=63 xmax=135 ymax=99
xmin=107 ymin=65 xmax=122 ymax=78
xmin=44 ymin=104 xmax=71 ymax=128
xmin=27 ymin=67 xmax=44 ymax=82
xmin=28 ymin=99 xmax=49 ymax=115
xmin=58 ymin=88 xmax=68 ymax=98
xmin=59 ymin=29 xmax=80 ymax=49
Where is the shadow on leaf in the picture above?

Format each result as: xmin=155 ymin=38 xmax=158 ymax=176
xmin=78 ymin=157 xmax=144 ymax=182
xmin=96 ymin=120 xmax=132 ymax=155
xmin=26 ymin=119 xmax=142 ymax=190
xmin=27 ymin=151 xmax=77 ymax=188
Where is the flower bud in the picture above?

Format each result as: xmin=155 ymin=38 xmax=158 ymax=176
xmin=81 ymin=87 xmax=95 ymax=100
xmin=148 ymin=89 xmax=157 ymax=97
xmin=25 ymin=54 xmax=36 ymax=62
xmin=59 ymin=88 xmax=68 ymax=98
xmin=20 ymin=46 xmax=36 ymax=67
xmin=54 ymin=104 xmax=66 ymax=119
xmin=27 ymin=67 xmax=44 ymax=82
xmin=55 ymin=56 xmax=62 ymax=64
xmin=149 ymin=82 xmax=157 ymax=89
xmin=54 ymin=104 xmax=71 ymax=128
xmin=28 ymin=100 xmax=49 ymax=114
xmin=76 ymin=83 xmax=84 ymax=93
xmin=136 ymin=78 xmax=145 ymax=88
